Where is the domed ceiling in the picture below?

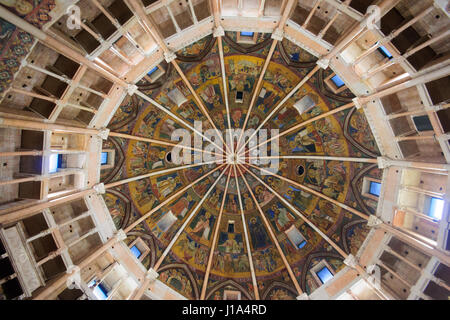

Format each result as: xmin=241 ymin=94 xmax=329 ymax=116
xmin=101 ymin=31 xmax=383 ymax=300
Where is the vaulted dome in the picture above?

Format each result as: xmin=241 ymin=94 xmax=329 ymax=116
xmin=0 ymin=0 xmax=449 ymax=302
xmin=101 ymin=32 xmax=381 ymax=299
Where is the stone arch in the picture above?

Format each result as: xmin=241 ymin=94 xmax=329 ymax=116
xmin=101 ymin=137 xmax=125 ymax=184
xmin=350 ymin=163 xmax=379 ymax=216
xmin=175 ymin=35 xmax=216 ymax=62
xmin=342 ymin=220 xmax=370 ymax=256
xmin=157 ymin=263 xmax=200 ymax=300
xmin=107 ymin=95 xmax=140 ymax=131
xmin=262 ymin=281 xmax=298 ymax=300
xmin=126 ymin=231 xmax=157 ymax=268
xmin=300 ymin=251 xmax=344 ymax=292
xmin=344 ymin=107 xmax=380 ymax=158
xmin=278 ymin=40 xmax=317 ymax=69
xmin=104 ymin=189 xmax=131 ymax=230
xmin=205 ymin=279 xmax=253 ymax=300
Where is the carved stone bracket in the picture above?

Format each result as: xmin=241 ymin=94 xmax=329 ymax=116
xmin=116 ymin=229 xmax=127 ymax=241
xmin=146 ymin=268 xmax=159 ymax=282
xmin=98 ymin=128 xmax=110 ymax=140
xmin=377 ymin=157 xmax=390 ymax=169
xmin=271 ymin=28 xmax=284 ymax=41
xmin=66 ymin=265 xmax=81 ymax=290
xmin=352 ymin=97 xmax=364 ymax=110
xmin=367 ymin=215 xmax=383 ymax=228
xmin=296 ymin=293 xmax=309 ymax=300
xmin=317 ymin=58 xmax=330 ymax=69
xmin=93 ymin=183 xmax=106 ymax=195
xmin=164 ymin=51 xmax=177 ymax=63
xmin=213 ymin=26 xmax=225 ymax=37
xmin=127 ymin=84 xmax=138 ymax=96
xmin=344 ymin=254 xmax=358 ymax=269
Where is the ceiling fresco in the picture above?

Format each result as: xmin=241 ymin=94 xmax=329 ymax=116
xmin=101 ymin=32 xmax=382 ymax=300
xmin=0 ymin=0 xmax=55 ymax=94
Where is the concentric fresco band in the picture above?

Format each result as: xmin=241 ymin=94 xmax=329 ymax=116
xmin=0 ymin=0 xmax=448 ymax=302
xmin=102 ymin=32 xmax=381 ymax=300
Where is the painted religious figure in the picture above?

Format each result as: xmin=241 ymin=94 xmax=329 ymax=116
xmin=267 ymin=203 xmax=295 ymax=232
xmin=248 ymin=216 xmax=270 ymax=250
xmin=170 ymin=193 xmax=194 ymax=219
xmin=189 ymin=209 xmax=215 ymax=241
xmin=156 ymin=175 xmax=180 ymax=197
xmin=218 ymin=232 xmax=243 ymax=254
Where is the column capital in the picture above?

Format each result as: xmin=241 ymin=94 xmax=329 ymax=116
xmin=437 ymin=133 xmax=450 ymax=143
xmin=296 ymin=293 xmax=309 ymax=300
xmin=344 ymin=254 xmax=358 ymax=269
xmin=392 ymin=56 xmax=405 ymax=64
xmin=366 ymin=274 xmax=381 ymax=291
xmin=164 ymin=51 xmax=177 ymax=63
xmin=359 ymin=17 xmax=371 ymax=29
xmin=409 ymin=283 xmax=425 ymax=298
xmin=116 ymin=229 xmax=127 ymax=241
xmin=427 ymin=104 xmax=443 ymax=112
xmin=146 ymin=268 xmax=159 ymax=282
xmin=385 ymin=30 xmax=398 ymax=42
xmin=127 ymin=84 xmax=138 ymax=96
xmin=377 ymin=156 xmax=390 ymax=169
xmin=317 ymin=58 xmax=330 ymax=70
xmin=93 ymin=183 xmax=106 ymax=195
xmin=271 ymin=28 xmax=284 ymax=41
xmin=98 ymin=128 xmax=110 ymax=140
xmin=359 ymin=5 xmax=382 ymax=29
xmin=66 ymin=265 xmax=81 ymax=289
xmin=213 ymin=26 xmax=225 ymax=37
xmin=352 ymin=97 xmax=364 ymax=110
xmin=367 ymin=215 xmax=383 ymax=227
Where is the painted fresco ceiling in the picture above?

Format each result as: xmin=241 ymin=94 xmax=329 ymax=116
xmin=101 ymin=32 xmax=383 ymax=300
xmin=0 ymin=0 xmax=55 ymax=94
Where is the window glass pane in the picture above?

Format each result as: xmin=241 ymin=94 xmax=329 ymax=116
xmin=49 ymin=154 xmax=60 ymax=173
xmin=378 ymin=46 xmax=393 ymax=59
xmin=88 ymin=280 xmax=108 ymax=300
xmin=96 ymin=283 xmax=109 ymax=300
xmin=413 ymin=115 xmax=433 ymax=132
xmin=369 ymin=181 xmax=381 ymax=197
xmin=298 ymin=240 xmax=307 ymax=249
xmin=429 ymin=197 xmax=444 ymax=220
xmin=240 ymin=31 xmax=254 ymax=37
xmin=100 ymin=152 xmax=108 ymax=165
xmin=130 ymin=245 xmax=142 ymax=259
xmin=147 ymin=66 xmax=158 ymax=76
xmin=286 ymin=227 xmax=307 ymax=249
xmin=446 ymin=230 xmax=450 ymax=251
xmin=331 ymin=75 xmax=345 ymax=88
xmin=317 ymin=266 xmax=333 ymax=284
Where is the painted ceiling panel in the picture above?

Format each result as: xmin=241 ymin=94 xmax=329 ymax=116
xmin=102 ymin=32 xmax=381 ymax=300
